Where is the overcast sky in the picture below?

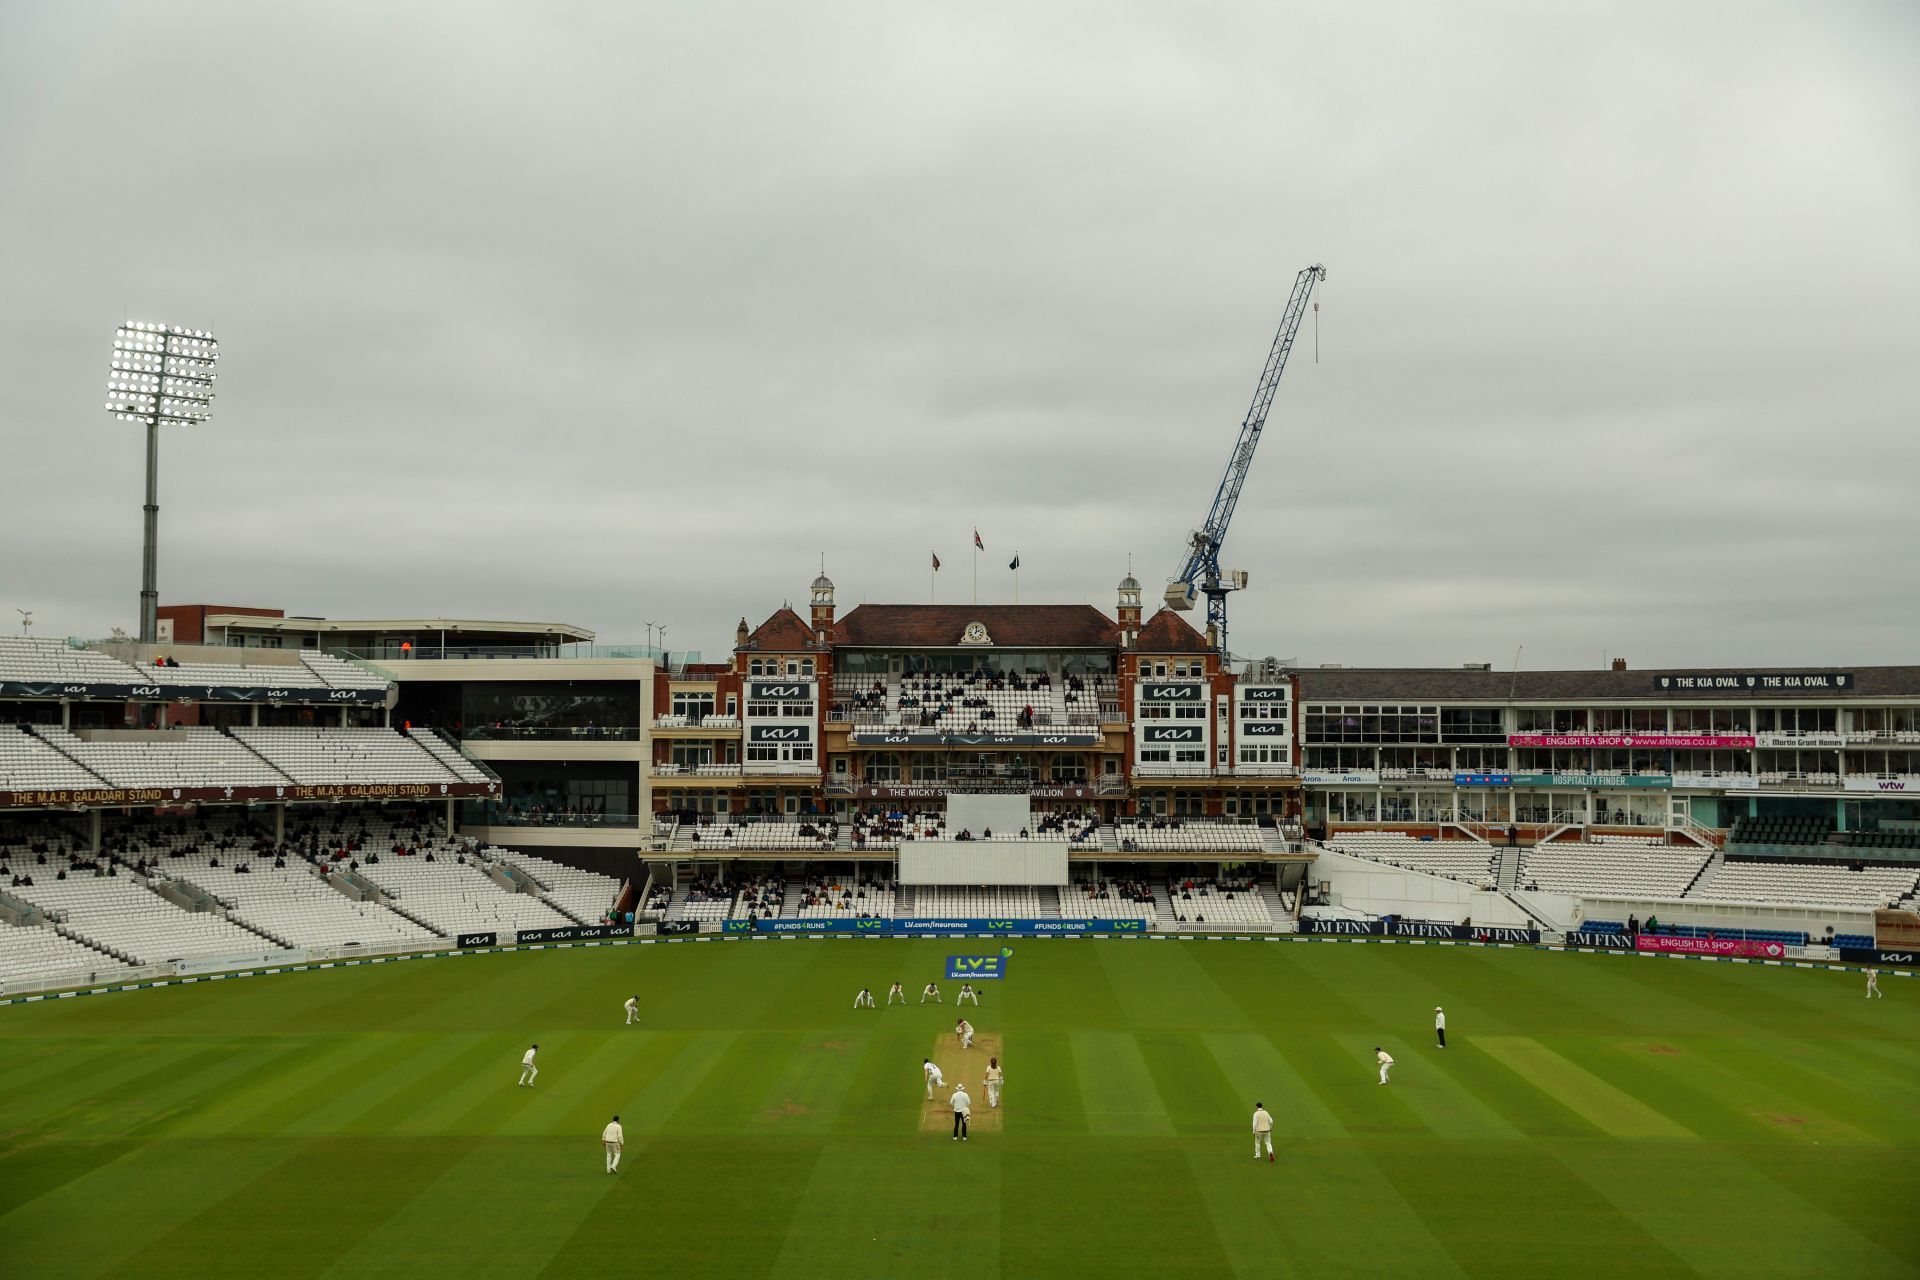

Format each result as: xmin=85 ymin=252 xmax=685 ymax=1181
xmin=2 ymin=1 xmax=1915 ymax=671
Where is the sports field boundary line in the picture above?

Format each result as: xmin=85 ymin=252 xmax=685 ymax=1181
xmin=1 ymin=929 xmax=1907 ymax=1011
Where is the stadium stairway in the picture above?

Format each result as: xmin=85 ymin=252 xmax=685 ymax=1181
xmin=159 ymin=875 xmax=295 ymax=949
xmin=1256 ymin=882 xmax=1292 ymax=930
xmin=1096 ymin=825 xmax=1119 ymax=853
xmin=50 ymin=922 xmax=128 ymax=967
xmin=1152 ymin=881 xmax=1179 ymax=924
xmin=1495 ymin=843 xmax=1522 ymax=893
xmin=366 ymin=893 xmax=446 ymax=939
xmin=1035 ymin=887 xmax=1062 ymax=919
xmin=1681 ymin=850 xmax=1724 ymax=898
xmin=491 ymin=857 xmax=590 ymax=926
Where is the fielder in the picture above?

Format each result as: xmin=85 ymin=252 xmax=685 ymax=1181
xmin=601 ymin=1114 xmax=624 ymax=1173
xmin=854 ymin=987 xmax=875 ymax=1008
xmin=956 ymin=983 xmax=979 ymax=1006
xmin=1434 ymin=1006 xmax=1447 ymax=1048
xmin=1252 ymin=1102 xmax=1275 ymax=1161
xmin=1867 ymin=968 xmax=1882 ymax=998
xmin=624 ymin=995 xmax=640 ymax=1024
xmin=950 ymin=1083 xmax=971 ymax=1141
xmin=1375 ymin=1047 xmax=1394 ymax=1085
xmin=923 ymin=1058 xmax=945 ymax=1098
xmin=921 ymin=982 xmax=942 ymax=1004
xmin=887 ymin=981 xmax=906 ymax=1005
xmin=518 ymin=1044 xmax=539 ymax=1087
xmin=984 ymin=1056 xmax=1004 ymax=1109
xmin=957 ymin=1018 xmax=974 ymax=1049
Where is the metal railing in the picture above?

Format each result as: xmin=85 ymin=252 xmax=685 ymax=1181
xmin=334 ymin=643 xmax=699 ymax=665
xmin=463 ymin=725 xmax=641 ymax=741
xmin=460 ymin=803 xmax=639 ymax=829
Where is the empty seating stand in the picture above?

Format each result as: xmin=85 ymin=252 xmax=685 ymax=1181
xmin=913 ymin=887 xmax=1042 ymax=917
xmin=1518 ymin=837 xmax=1709 ymax=898
xmin=1113 ymin=821 xmax=1265 ymax=853
xmin=0 ymin=726 xmax=106 ymax=790
xmin=233 ymin=728 xmax=465 ymax=786
xmin=1323 ymin=832 xmax=1497 ymax=884
xmin=1694 ymin=860 xmax=1920 ymax=910
xmin=36 ymin=727 xmax=290 ymax=789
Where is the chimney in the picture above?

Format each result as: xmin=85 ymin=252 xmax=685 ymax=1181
xmin=1611 ymin=658 xmax=1627 ymax=671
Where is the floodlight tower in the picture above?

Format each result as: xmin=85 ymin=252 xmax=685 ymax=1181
xmin=105 ymin=322 xmax=220 ymax=643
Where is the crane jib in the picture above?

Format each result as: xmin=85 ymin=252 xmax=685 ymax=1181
xmin=1167 ymin=263 xmax=1326 ymax=656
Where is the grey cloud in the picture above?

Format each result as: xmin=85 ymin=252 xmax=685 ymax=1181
xmin=1 ymin=1 xmax=1915 ymax=670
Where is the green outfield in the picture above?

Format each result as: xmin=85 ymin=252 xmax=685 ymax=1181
xmin=2 ymin=938 xmax=1916 ymax=1279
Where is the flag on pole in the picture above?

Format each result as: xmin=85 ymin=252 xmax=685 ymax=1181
xmin=932 ymin=552 xmax=941 ymax=571
xmin=973 ymin=530 xmax=984 ymax=550
xmin=1008 ymin=553 xmax=1020 ymax=571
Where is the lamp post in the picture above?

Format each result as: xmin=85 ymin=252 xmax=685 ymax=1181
xmin=105 ymin=322 xmax=219 ymax=642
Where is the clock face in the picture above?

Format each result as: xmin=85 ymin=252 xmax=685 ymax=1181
xmin=963 ymin=621 xmax=988 ymax=643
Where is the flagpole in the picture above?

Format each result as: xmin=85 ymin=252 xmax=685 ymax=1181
xmin=972 ymin=548 xmax=977 ymax=605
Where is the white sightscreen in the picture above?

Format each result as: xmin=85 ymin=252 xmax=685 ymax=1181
xmin=945 ymin=793 xmax=1032 ymax=836
xmin=898 ymin=840 xmax=1070 ymax=886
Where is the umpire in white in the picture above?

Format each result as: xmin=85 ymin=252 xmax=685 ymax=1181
xmin=950 ymin=1083 xmax=972 ymax=1141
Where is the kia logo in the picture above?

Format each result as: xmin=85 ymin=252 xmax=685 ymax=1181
xmin=756 ymin=684 xmax=806 ymax=698
xmin=266 ymin=689 xmax=288 ymax=699
xmin=1143 ymin=684 xmax=1200 ymax=699
xmin=66 ymin=684 xmax=90 ymax=695
xmin=756 ymin=726 xmax=805 ymax=741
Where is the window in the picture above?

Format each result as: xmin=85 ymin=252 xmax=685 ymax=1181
xmin=671 ymin=691 xmax=716 ymax=720
xmin=1439 ymin=708 xmax=1503 ymax=743
xmin=1303 ymin=705 xmax=1440 ymax=744
xmin=747 ymin=743 xmax=813 ymax=764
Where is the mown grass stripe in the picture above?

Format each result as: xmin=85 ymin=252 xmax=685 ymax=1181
xmin=1200 ymin=1030 xmax=1346 ymax=1140
xmin=1070 ymin=1029 xmax=1175 ymax=1135
xmin=0 ymin=1138 xmax=291 ymax=1279
xmin=1474 ymin=1036 xmax=1694 ymax=1141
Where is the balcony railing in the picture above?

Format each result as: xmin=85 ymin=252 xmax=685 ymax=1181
xmin=1135 ymin=764 xmax=1300 ymax=779
xmin=464 ymin=725 xmax=640 ymax=741
xmin=459 ymin=801 xmax=637 ymax=828
xmin=653 ymin=715 xmax=741 ymax=730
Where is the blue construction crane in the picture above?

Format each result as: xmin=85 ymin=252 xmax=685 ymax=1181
xmin=1164 ymin=263 xmax=1326 ymax=656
